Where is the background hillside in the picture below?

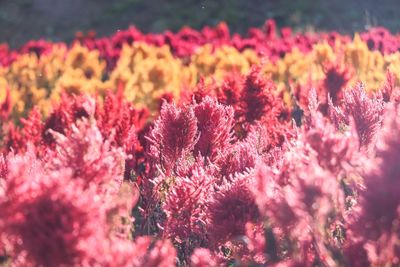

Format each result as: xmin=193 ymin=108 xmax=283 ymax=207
xmin=1 ymin=0 xmax=399 ymax=47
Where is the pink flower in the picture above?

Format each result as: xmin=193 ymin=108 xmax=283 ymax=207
xmin=147 ymin=102 xmax=198 ymax=175
xmin=245 ymin=222 xmax=266 ymax=264
xmin=3 ymin=107 xmax=44 ymax=155
xmin=46 ymin=119 xmax=126 ymax=196
xmin=161 ymin=167 xmax=213 ymax=246
xmin=193 ymin=96 xmax=234 ymax=161
xmin=102 ymin=237 xmax=177 ymax=267
xmin=0 ymin=153 xmax=6 ymax=179
xmin=216 ymin=141 xmax=257 ymax=179
xmin=342 ymin=83 xmax=385 ymax=148
xmin=347 ymin=104 xmax=400 ymax=265
xmin=251 ymin=144 xmax=345 ymax=264
xmin=144 ymin=239 xmax=177 ymax=267
xmin=0 ymin=151 xmax=107 ymax=267
xmin=206 ymin=175 xmax=261 ymax=247
xmin=380 ymin=70 xmax=398 ymax=102
xmin=251 ymin=163 xmax=297 ymax=231
xmin=303 ymin=106 xmax=359 ymax=175
xmin=327 ymin=96 xmax=347 ymax=129
xmin=190 ymin=248 xmax=217 ymax=267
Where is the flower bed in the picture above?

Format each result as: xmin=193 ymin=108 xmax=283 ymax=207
xmin=1 ymin=21 xmax=400 ymax=266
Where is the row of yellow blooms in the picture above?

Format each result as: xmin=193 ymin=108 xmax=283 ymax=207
xmin=1 ymin=34 xmax=400 ymax=119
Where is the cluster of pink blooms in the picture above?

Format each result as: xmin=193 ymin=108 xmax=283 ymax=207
xmin=1 ymin=59 xmax=400 ymax=266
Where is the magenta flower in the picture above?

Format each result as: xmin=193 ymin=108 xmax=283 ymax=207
xmin=216 ymin=142 xmax=257 ymax=179
xmin=0 ymin=153 xmax=6 ymax=179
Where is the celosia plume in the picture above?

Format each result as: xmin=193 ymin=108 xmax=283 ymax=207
xmin=346 ymin=104 xmax=400 ymax=266
xmin=0 ymin=150 xmax=107 ymax=266
xmin=147 ymin=102 xmax=198 ymax=175
xmin=193 ymin=96 xmax=234 ymax=160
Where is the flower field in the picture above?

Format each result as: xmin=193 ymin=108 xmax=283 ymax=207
xmin=0 ymin=20 xmax=400 ymax=266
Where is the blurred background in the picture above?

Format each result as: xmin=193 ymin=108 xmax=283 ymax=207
xmin=1 ymin=0 xmax=399 ymax=47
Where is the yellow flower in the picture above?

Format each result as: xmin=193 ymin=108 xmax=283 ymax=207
xmin=109 ymin=43 xmax=195 ymax=110
xmin=1 ymin=33 xmax=399 ymax=120
xmin=191 ymin=45 xmax=259 ymax=81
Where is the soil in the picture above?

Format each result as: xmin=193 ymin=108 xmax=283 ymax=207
xmin=0 ymin=0 xmax=399 ymax=48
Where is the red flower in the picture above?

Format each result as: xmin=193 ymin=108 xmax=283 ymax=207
xmin=239 ymin=66 xmax=279 ymax=125
xmin=0 ymin=87 xmax=11 ymax=121
xmin=3 ymin=107 xmax=44 ymax=155
xmin=322 ymin=61 xmax=352 ymax=105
